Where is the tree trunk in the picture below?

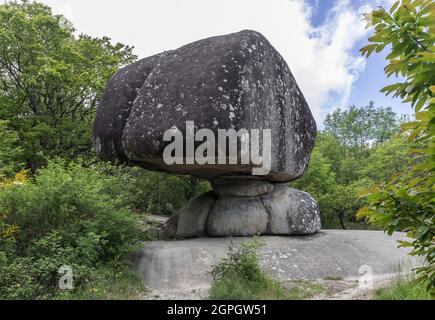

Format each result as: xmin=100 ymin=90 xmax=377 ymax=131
xmin=338 ymin=211 xmax=347 ymax=230
xmin=183 ymin=175 xmax=198 ymax=201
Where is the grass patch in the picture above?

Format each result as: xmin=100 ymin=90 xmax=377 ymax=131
xmin=374 ymin=270 xmax=433 ymax=300
xmin=209 ymin=273 xmax=285 ymax=300
xmin=57 ymin=264 xmax=147 ymax=300
xmin=324 ymin=276 xmax=343 ymax=281
xmin=281 ymin=280 xmax=326 ymax=300
xmin=208 ymin=239 xmax=325 ymax=300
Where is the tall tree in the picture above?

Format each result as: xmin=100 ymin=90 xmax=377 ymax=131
xmin=0 ymin=1 xmax=136 ymax=170
xmin=324 ymin=102 xmax=400 ymax=158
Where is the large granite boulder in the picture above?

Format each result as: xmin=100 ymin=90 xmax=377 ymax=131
xmin=93 ymin=30 xmax=320 ymax=237
xmin=93 ymin=29 xmax=316 ymax=182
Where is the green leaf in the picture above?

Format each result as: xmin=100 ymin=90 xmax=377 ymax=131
xmin=390 ymin=1 xmax=400 ymax=14
xmin=360 ymin=44 xmax=378 ymax=57
xmin=381 ymin=83 xmax=403 ymax=95
xmin=415 ymin=111 xmax=433 ymax=122
xmin=419 ymin=2 xmax=435 ymax=17
xmin=415 ymin=96 xmax=428 ymax=112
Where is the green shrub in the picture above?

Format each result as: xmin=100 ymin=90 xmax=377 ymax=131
xmin=56 ymin=264 xmax=146 ymax=300
xmin=1 ymin=159 xmax=142 ymax=257
xmin=0 ymin=159 xmax=144 ymax=299
xmin=208 ymin=239 xmax=327 ymax=300
xmin=0 ymin=251 xmax=36 ymax=299
xmin=209 ymin=239 xmax=286 ymax=300
xmin=211 ymin=239 xmax=265 ymax=283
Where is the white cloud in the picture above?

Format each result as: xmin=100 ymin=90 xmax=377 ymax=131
xmin=281 ymin=0 xmax=370 ymax=121
xmin=2 ymin=0 xmax=384 ymax=123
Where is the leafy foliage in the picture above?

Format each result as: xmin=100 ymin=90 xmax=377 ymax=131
xmin=0 ymin=120 xmax=24 ymax=177
xmin=324 ymin=102 xmax=400 ymax=158
xmin=358 ymin=0 xmax=434 ymax=294
xmin=98 ymin=164 xmax=211 ymax=216
xmin=375 ymin=266 xmax=432 ymax=300
xmin=0 ymin=1 xmax=136 ymax=170
xmin=358 ymin=136 xmax=410 ymax=183
xmin=360 ymin=0 xmax=434 ymax=114
xmin=211 ymin=239 xmax=266 ymax=285
xmin=0 ymin=159 xmax=144 ymax=299
xmin=292 ymin=106 xmax=410 ymax=229
xmin=209 ymin=239 xmax=326 ymax=300
xmin=209 ymin=239 xmax=285 ymax=300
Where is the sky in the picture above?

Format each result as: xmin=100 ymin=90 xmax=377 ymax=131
xmin=2 ymin=0 xmax=412 ymax=126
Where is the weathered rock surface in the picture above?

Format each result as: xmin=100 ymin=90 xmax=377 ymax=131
xmin=93 ymin=54 xmax=163 ymax=163
xmin=133 ymin=231 xmax=420 ymax=291
xmin=167 ymin=192 xmax=216 ymax=238
xmin=167 ymin=183 xmax=321 ymax=237
xmin=263 ymin=185 xmax=321 ymax=235
xmin=94 ymin=30 xmax=320 ymax=238
xmin=207 ymin=196 xmax=269 ymax=236
xmin=93 ymin=29 xmax=316 ymax=182
xmin=212 ymin=179 xmax=273 ymax=197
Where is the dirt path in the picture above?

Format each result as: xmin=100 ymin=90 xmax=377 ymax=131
xmin=140 ymin=276 xmax=393 ymax=300
xmin=141 ymin=287 xmax=209 ymax=300
xmin=309 ymin=277 xmax=392 ymax=300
